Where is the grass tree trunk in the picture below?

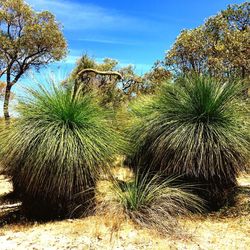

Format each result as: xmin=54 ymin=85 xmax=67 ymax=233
xmin=3 ymin=83 xmax=12 ymax=123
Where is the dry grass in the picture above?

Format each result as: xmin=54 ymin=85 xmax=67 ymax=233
xmin=0 ymin=172 xmax=249 ymax=249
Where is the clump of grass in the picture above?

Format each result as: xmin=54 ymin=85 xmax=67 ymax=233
xmin=98 ymin=170 xmax=203 ymax=235
xmin=127 ymin=75 xmax=250 ymax=209
xmin=0 ymin=84 xmax=126 ymax=218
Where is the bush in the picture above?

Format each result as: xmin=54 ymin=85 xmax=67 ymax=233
xmin=0 ymin=85 xmax=126 ymax=218
xmin=127 ymin=76 xmax=250 ymax=209
xmin=99 ymin=170 xmax=203 ymax=235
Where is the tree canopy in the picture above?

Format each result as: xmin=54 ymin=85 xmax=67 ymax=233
xmin=0 ymin=0 xmax=67 ymax=120
xmin=165 ymin=2 xmax=250 ymax=81
xmin=65 ymin=55 xmax=170 ymax=109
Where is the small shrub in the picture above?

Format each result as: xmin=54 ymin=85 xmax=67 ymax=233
xmin=127 ymin=76 xmax=250 ymax=209
xmin=0 ymin=85 xmax=126 ymax=218
xmin=98 ymin=170 xmax=203 ymax=235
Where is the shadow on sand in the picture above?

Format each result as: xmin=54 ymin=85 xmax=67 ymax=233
xmin=0 ymin=191 xmax=27 ymax=227
xmin=0 ymin=180 xmax=249 ymax=227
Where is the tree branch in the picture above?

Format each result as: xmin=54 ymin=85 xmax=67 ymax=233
xmin=0 ymin=68 xmax=7 ymax=78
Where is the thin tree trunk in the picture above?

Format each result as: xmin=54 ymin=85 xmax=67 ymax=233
xmin=3 ymin=83 xmax=12 ymax=123
xmin=241 ymin=67 xmax=249 ymax=98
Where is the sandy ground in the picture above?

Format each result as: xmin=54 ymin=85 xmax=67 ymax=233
xmin=0 ymin=173 xmax=249 ymax=250
xmin=0 ymin=175 xmax=12 ymax=195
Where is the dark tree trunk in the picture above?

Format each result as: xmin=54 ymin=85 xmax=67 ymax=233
xmin=3 ymin=83 xmax=12 ymax=123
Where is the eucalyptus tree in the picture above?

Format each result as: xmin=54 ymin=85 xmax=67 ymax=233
xmin=0 ymin=0 xmax=67 ymax=120
xmin=165 ymin=2 xmax=250 ymax=86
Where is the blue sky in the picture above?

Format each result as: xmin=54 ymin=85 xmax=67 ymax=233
xmin=25 ymin=0 xmax=244 ymax=75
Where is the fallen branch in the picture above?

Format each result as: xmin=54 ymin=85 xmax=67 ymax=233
xmin=0 ymin=202 xmax=21 ymax=210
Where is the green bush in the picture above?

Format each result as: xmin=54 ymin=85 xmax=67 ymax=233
xmin=127 ymin=76 xmax=250 ymax=209
xmin=0 ymin=85 xmax=126 ymax=218
xmin=103 ymin=170 xmax=203 ymax=235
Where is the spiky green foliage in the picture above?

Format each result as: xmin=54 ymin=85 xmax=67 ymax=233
xmin=105 ymin=170 xmax=203 ymax=234
xmin=0 ymin=85 xmax=126 ymax=218
xmin=128 ymin=76 xmax=250 ymax=209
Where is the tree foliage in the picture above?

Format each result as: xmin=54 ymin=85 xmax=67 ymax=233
xmin=0 ymin=0 xmax=67 ymax=120
xmin=165 ymin=2 xmax=250 ymax=82
xmin=66 ymin=55 xmax=125 ymax=109
xmin=142 ymin=61 xmax=172 ymax=93
xmin=66 ymin=55 xmax=146 ymax=108
xmin=65 ymin=55 xmax=170 ymax=109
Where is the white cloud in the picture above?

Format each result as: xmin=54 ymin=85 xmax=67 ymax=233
xmin=62 ymin=54 xmax=152 ymax=73
xmin=25 ymin=0 xmax=145 ymax=31
xmin=57 ymin=53 xmax=152 ymax=75
xmin=77 ymin=38 xmax=138 ymax=46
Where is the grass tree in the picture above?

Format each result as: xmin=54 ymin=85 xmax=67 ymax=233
xmin=127 ymin=75 xmax=249 ymax=209
xmin=0 ymin=85 xmax=126 ymax=218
